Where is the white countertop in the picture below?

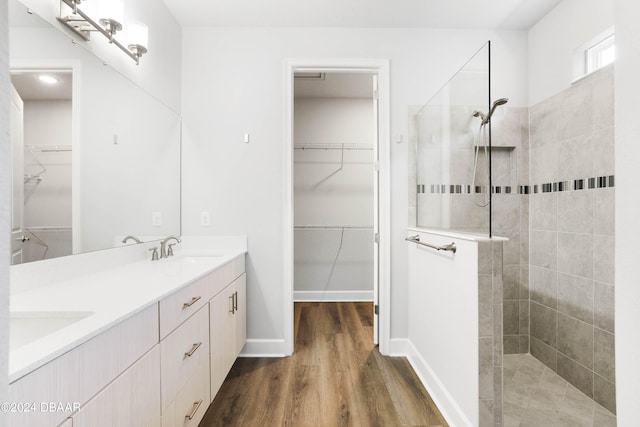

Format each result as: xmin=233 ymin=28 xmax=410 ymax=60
xmin=9 ymin=248 xmax=246 ymax=383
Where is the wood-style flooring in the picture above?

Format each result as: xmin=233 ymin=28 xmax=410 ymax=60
xmin=199 ymin=302 xmax=448 ymax=427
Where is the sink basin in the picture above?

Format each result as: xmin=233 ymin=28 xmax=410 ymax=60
xmin=166 ymin=255 xmax=222 ymax=263
xmin=10 ymin=311 xmax=94 ymax=350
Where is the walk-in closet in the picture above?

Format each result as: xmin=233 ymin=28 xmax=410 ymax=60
xmin=293 ymin=72 xmax=377 ymax=333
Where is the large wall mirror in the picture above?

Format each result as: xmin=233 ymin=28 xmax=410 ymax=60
xmin=8 ymin=0 xmax=181 ymax=264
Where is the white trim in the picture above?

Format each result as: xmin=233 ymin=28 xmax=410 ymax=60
xmin=293 ymin=290 xmax=374 ymax=302
xmin=388 ymin=338 xmax=412 ymax=356
xmin=404 ymin=340 xmax=473 ymax=427
xmin=284 ymin=58 xmax=391 ymax=357
xmin=239 ymin=339 xmax=287 ymax=358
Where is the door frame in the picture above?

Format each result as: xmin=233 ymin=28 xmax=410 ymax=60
xmin=284 ymin=58 xmax=391 ymax=355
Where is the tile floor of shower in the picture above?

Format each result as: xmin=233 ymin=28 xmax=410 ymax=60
xmin=504 ymin=354 xmax=616 ymax=427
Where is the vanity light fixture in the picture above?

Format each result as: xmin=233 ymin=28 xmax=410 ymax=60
xmin=57 ymin=0 xmax=148 ymax=65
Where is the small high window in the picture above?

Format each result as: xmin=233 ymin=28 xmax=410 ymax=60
xmin=573 ymin=27 xmax=615 ymax=83
xmin=585 ymin=34 xmax=615 ymax=74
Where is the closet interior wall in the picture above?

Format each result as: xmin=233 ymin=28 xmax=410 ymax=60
xmin=22 ymin=99 xmax=72 ymax=262
xmin=293 ymin=93 xmax=375 ymax=302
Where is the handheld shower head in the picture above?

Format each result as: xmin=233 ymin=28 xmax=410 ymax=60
xmin=471 ymin=97 xmax=509 ymax=125
xmin=483 ymin=97 xmax=509 ymax=125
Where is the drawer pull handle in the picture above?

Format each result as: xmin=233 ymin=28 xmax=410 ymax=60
xmin=182 ymin=296 xmax=201 ymax=309
xmin=184 ymin=342 xmax=202 ymax=358
xmin=234 ymin=291 xmax=238 ymax=312
xmin=229 ymin=294 xmax=235 ymax=314
xmin=185 ymin=399 xmax=203 ymax=420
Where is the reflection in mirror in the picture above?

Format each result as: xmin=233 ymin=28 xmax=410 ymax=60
xmin=11 ymin=69 xmax=73 ymax=263
xmin=8 ymin=0 xmax=181 ymax=265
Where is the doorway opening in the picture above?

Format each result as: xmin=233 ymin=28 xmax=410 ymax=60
xmin=284 ymin=59 xmax=391 ymax=356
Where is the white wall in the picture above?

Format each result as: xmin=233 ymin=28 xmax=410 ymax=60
xmin=181 ymin=27 xmax=528 ymax=350
xmin=614 ymin=0 xmax=640 ymax=423
xmin=528 ymin=0 xmax=614 ymax=105
xmin=22 ymin=100 xmax=72 ymax=262
xmin=294 ymin=98 xmax=374 ymax=300
xmin=23 ymin=101 xmax=72 ymax=228
xmin=1 ymin=0 xmax=10 ymax=423
xmin=407 ymin=230 xmax=480 ymax=426
xmin=15 ymin=0 xmax=182 ymax=112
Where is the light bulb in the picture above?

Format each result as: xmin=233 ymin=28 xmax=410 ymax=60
xmin=99 ymin=0 xmax=123 ymax=23
xmin=128 ymin=21 xmax=148 ymax=50
xmin=98 ymin=0 xmax=124 ymax=34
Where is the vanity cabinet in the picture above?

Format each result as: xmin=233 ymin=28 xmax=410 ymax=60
xmin=9 ymin=254 xmax=246 ymax=427
xmin=210 ymin=273 xmax=246 ymax=397
xmin=73 ymin=346 xmax=161 ymax=426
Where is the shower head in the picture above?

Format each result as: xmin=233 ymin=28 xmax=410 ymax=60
xmin=493 ymin=97 xmax=509 ymax=106
xmin=482 ymin=97 xmax=509 ymax=125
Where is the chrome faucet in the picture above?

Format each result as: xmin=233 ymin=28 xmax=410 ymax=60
xmin=160 ymin=235 xmax=181 ymax=258
xmin=122 ymin=235 xmax=142 ymax=244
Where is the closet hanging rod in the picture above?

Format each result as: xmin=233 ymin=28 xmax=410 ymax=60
xmin=294 ymin=225 xmax=373 ymax=230
xmin=294 ymin=144 xmax=373 ymax=151
xmin=25 ymin=145 xmax=72 ymax=152
xmin=25 ymin=226 xmax=72 ymax=231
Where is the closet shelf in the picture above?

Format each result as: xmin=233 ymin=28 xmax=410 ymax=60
xmin=25 ymin=144 xmax=72 ymax=152
xmin=294 ymin=143 xmax=373 ymax=151
xmin=294 ymin=225 xmax=373 ymax=230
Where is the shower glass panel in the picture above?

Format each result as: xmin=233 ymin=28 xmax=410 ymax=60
xmin=414 ymin=42 xmax=492 ymax=236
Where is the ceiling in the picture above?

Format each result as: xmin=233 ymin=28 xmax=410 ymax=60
xmin=11 ymin=71 xmax=73 ymax=101
xmin=162 ymin=0 xmax=562 ymax=30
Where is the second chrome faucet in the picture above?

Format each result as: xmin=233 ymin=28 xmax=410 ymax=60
xmin=160 ymin=235 xmax=181 ymax=258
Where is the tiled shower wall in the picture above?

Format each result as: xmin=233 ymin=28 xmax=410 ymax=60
xmin=527 ymin=65 xmax=616 ymax=413
xmin=478 ymin=241 xmax=505 ymax=427
xmin=490 ymin=107 xmax=530 ymax=355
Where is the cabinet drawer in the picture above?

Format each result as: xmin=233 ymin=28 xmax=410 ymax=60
xmin=159 ymin=256 xmax=245 ymax=338
xmin=160 ymin=274 xmax=212 ymax=339
xmin=173 ymin=363 xmax=210 ymax=427
xmin=160 ymin=305 xmax=209 ymax=411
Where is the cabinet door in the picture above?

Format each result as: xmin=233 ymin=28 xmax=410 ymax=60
xmin=73 ymin=346 xmax=161 ymax=427
xmin=233 ymin=274 xmax=246 ymax=356
xmin=209 ymin=285 xmax=235 ymax=399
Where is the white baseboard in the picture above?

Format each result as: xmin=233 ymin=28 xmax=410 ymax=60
xmin=404 ymin=340 xmax=473 ymax=427
xmin=293 ymin=290 xmax=374 ymax=302
xmin=239 ymin=339 xmax=288 ymax=357
xmin=388 ymin=338 xmax=412 ymax=356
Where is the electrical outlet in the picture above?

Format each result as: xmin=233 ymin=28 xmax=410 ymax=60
xmin=200 ymin=211 xmax=210 ymax=227
xmin=152 ymin=212 xmax=162 ymax=227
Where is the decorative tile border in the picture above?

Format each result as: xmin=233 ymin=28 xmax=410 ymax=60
xmin=417 ymin=175 xmax=615 ymax=195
